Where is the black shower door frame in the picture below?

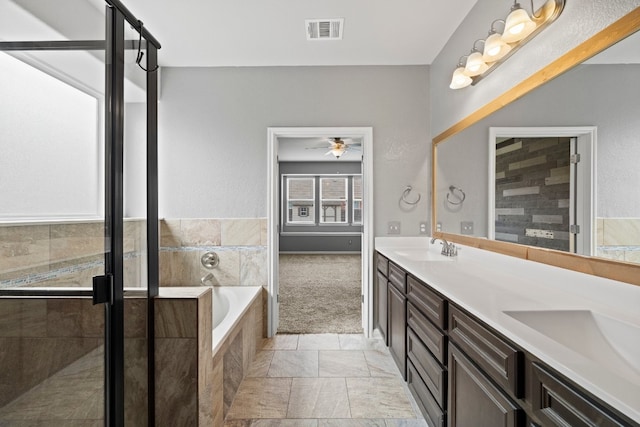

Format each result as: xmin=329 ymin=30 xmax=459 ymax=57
xmin=0 ymin=1 xmax=160 ymax=425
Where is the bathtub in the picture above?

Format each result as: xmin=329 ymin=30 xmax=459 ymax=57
xmin=211 ymin=286 xmax=262 ymax=355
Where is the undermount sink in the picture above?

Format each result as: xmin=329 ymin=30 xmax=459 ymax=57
xmin=393 ymin=249 xmax=454 ymax=262
xmin=504 ymin=309 xmax=640 ymax=378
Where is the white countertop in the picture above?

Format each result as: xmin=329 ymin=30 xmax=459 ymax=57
xmin=375 ymin=237 xmax=640 ymax=424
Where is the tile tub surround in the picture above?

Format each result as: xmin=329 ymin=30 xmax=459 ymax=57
xmin=160 ymin=218 xmax=267 ymax=287
xmin=375 ymin=237 xmax=640 ymax=424
xmin=224 ymin=333 xmax=427 ymax=426
xmin=0 ymin=219 xmax=147 ymax=288
xmin=597 ymin=217 xmax=640 ymax=263
xmin=155 ymin=286 xmax=265 ymax=427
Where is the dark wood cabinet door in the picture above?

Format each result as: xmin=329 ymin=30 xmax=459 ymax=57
xmin=375 ymin=271 xmax=388 ymax=344
xmin=449 ymin=344 xmax=525 ymax=427
xmin=530 ymin=362 xmax=632 ymax=427
xmin=388 ymin=282 xmax=407 ymax=379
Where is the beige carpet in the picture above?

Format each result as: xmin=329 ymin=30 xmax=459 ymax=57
xmin=278 ymin=254 xmax=362 ymax=334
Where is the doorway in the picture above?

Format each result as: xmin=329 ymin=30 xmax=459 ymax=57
xmin=267 ymin=127 xmax=374 ymax=337
xmin=488 ymin=127 xmax=596 ymax=256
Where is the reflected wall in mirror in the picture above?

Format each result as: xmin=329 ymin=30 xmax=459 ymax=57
xmin=488 ymin=126 xmax=595 ymax=257
xmin=434 ymin=12 xmax=640 ymax=272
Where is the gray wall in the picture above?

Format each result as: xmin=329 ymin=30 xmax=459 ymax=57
xmin=436 ymin=64 xmax=640 ymax=236
xmin=158 ymin=66 xmax=431 ymax=237
xmin=430 ymin=0 xmax=639 ymax=137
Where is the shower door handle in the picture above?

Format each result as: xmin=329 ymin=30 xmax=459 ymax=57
xmin=92 ymin=274 xmax=114 ymax=305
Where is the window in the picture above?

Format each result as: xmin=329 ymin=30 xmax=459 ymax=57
xmin=286 ymin=177 xmax=315 ymax=224
xmin=320 ymin=177 xmax=348 ymax=224
xmin=353 ymin=175 xmax=363 ymax=224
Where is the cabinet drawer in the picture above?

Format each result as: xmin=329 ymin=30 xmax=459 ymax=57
xmin=531 ymin=362 xmax=630 ymax=427
xmin=407 ymin=301 xmax=446 ymax=364
xmin=388 ymin=262 xmax=406 ymax=293
xmin=407 ymin=327 xmax=446 ymax=408
xmin=449 ymin=305 xmax=523 ymax=398
xmin=408 ymin=360 xmax=445 ymax=427
xmin=407 ymin=275 xmax=447 ymax=330
xmin=376 ymin=252 xmax=389 ymax=277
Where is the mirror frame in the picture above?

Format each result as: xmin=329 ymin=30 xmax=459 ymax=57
xmin=432 ymin=7 xmax=640 ymax=287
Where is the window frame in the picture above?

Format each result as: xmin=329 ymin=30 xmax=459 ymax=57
xmin=352 ymin=174 xmax=363 ymax=225
xmin=319 ymin=176 xmax=349 ymax=224
xmin=285 ymin=176 xmax=316 ymax=225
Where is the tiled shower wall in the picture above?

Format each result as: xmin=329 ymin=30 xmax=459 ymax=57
xmin=596 ymin=218 xmax=640 ymax=263
xmin=0 ymin=220 xmax=147 ymax=288
xmin=159 ymin=218 xmax=268 ymax=288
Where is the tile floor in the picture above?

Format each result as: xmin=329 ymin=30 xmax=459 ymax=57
xmin=224 ymin=333 xmax=428 ymax=427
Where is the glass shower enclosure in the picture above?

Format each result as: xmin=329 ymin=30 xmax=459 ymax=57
xmin=0 ymin=1 xmax=159 ymax=425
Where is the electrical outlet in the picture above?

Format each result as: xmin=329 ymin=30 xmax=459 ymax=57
xmin=419 ymin=221 xmax=429 ymax=235
xmin=388 ymin=221 xmax=401 ymax=234
xmin=461 ymin=221 xmax=474 ymax=235
xmin=436 ymin=222 xmax=442 ymax=232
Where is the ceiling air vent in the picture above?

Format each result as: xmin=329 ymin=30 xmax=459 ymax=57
xmin=305 ymin=18 xmax=344 ymax=41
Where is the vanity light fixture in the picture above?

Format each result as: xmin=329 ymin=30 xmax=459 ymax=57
xmin=450 ymin=0 xmax=565 ymax=89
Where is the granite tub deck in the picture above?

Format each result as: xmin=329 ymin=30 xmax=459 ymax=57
xmin=155 ymin=286 xmax=264 ymax=426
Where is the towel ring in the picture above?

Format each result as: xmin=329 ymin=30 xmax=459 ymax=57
xmin=401 ymin=185 xmax=421 ymax=205
xmin=446 ymin=185 xmax=466 ymax=205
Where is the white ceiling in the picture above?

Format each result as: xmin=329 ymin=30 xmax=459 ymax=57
xmin=120 ymin=0 xmax=478 ymax=67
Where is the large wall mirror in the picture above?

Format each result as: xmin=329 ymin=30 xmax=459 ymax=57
xmin=432 ymin=8 xmax=640 ymax=286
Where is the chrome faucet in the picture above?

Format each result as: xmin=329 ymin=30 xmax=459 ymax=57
xmin=431 ymin=237 xmax=457 ymax=257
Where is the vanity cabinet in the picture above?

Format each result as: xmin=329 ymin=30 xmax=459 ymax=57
xmin=374 ymin=250 xmax=639 ymax=427
xmin=387 ymin=261 xmax=407 ymax=379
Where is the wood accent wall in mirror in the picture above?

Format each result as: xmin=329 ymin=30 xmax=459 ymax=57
xmin=432 ymin=7 xmax=640 ymax=286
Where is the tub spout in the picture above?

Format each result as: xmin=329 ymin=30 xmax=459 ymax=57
xmin=201 ymin=272 xmax=214 ymax=285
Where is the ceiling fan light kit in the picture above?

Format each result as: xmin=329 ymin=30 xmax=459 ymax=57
xmin=305 ymin=137 xmax=362 ymax=159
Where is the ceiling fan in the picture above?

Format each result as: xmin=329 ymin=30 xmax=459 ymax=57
xmin=305 ymin=137 xmax=362 ymax=159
